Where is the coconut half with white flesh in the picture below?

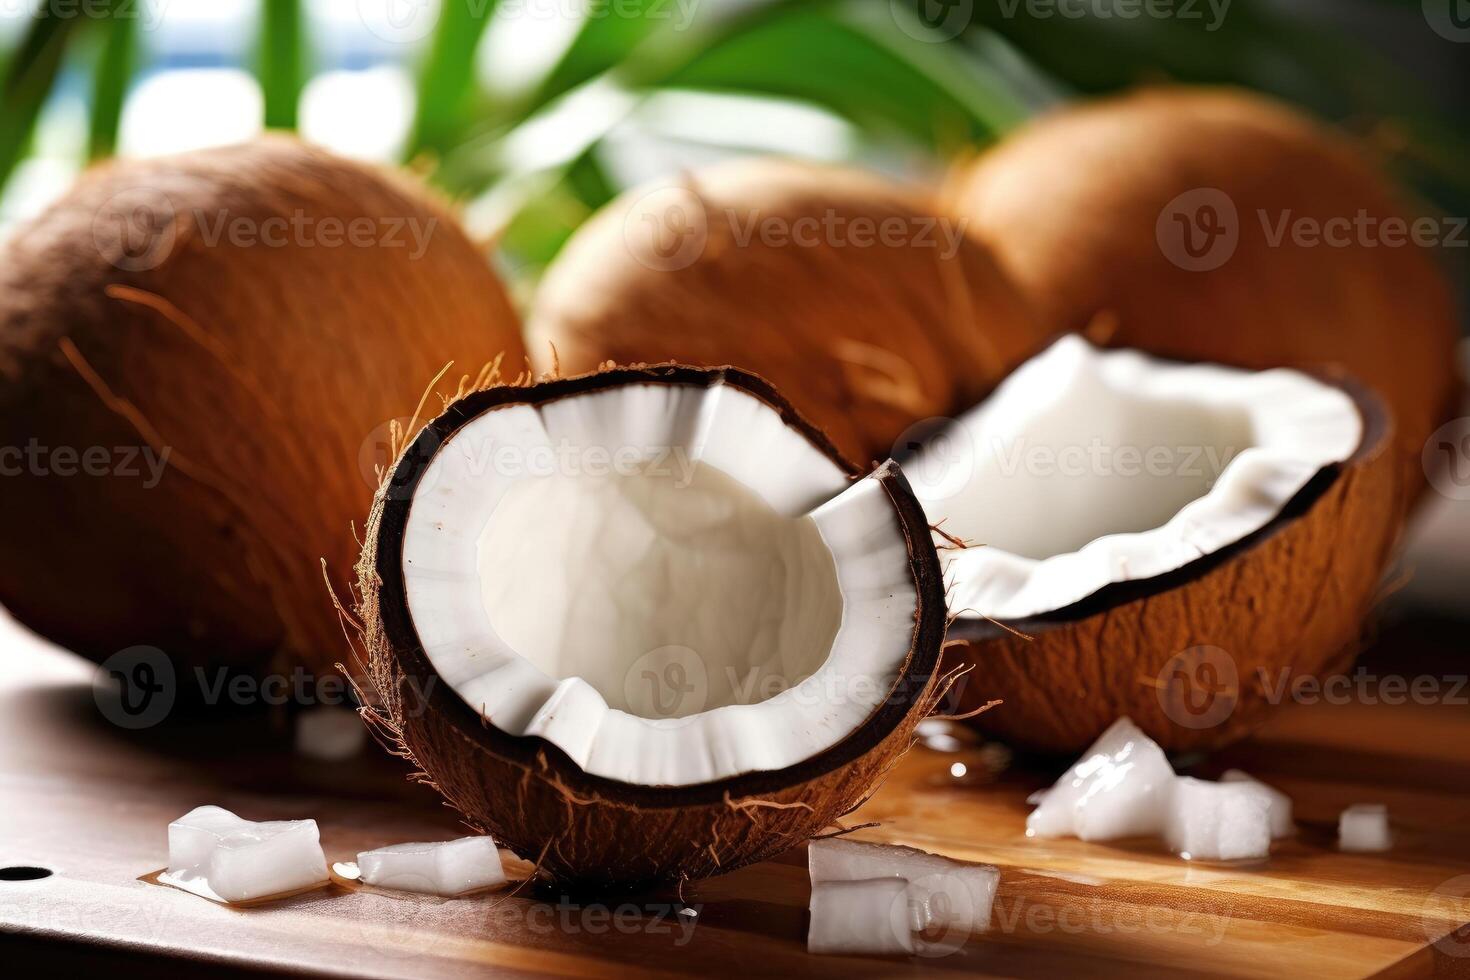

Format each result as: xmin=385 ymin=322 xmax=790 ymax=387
xmin=905 ymin=337 xmax=1400 ymax=753
xmin=357 ymin=365 xmax=947 ymax=888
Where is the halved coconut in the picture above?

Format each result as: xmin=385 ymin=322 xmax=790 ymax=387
xmin=357 ymin=365 xmax=946 ymax=888
xmin=905 ymin=337 xmax=1400 ymax=753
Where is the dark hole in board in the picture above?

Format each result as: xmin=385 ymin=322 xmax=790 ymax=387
xmin=0 ymin=866 xmax=53 ymax=881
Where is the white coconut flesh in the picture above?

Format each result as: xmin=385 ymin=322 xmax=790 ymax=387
xmin=398 ymin=381 xmax=921 ymax=787
xmin=906 ymin=336 xmax=1363 ymax=620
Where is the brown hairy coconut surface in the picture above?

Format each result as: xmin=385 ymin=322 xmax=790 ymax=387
xmin=356 ymin=365 xmax=949 ymax=889
xmin=0 ymin=136 xmax=525 ymax=678
xmin=942 ymin=381 xmax=1400 ymax=755
xmin=526 ymin=157 xmax=1048 ymax=466
xmin=946 ymin=86 xmax=1459 ymax=501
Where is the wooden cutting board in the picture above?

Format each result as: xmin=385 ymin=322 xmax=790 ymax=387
xmin=2 ymin=611 xmax=1467 ymax=979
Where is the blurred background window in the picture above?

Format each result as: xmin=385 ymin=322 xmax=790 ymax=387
xmin=0 ymin=0 xmax=1465 ymax=298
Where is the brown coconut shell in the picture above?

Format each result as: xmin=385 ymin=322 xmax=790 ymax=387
xmin=0 ymin=137 xmax=526 ymax=678
xmin=526 ymin=157 xmax=1049 ymax=466
xmin=941 ymin=379 xmax=1401 ymax=755
xmin=356 ymin=365 xmax=948 ymax=889
xmin=946 ymin=86 xmax=1459 ymax=501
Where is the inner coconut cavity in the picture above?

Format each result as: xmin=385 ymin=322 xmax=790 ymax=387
xmin=399 ymin=381 xmax=920 ymax=787
xmin=908 ymin=336 xmax=1362 ymax=620
xmin=477 ymin=459 xmax=842 ymax=719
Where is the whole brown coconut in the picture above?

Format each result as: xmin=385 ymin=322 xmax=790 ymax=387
xmin=946 ymin=86 xmax=1459 ymax=498
xmin=943 ymin=381 xmax=1401 ymax=755
xmin=527 ymin=157 xmax=1048 ymax=466
xmin=0 ymin=137 xmax=525 ymax=678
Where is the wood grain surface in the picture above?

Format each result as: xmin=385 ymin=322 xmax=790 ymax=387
xmin=1 ymin=609 xmax=1467 ymax=978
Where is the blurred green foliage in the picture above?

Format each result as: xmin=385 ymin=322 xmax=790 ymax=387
xmin=0 ymin=0 xmax=1464 ymax=286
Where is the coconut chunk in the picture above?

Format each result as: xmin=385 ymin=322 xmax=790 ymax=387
xmin=809 ymin=838 xmax=999 ymax=939
xmin=1025 ymin=722 xmax=1291 ymax=861
xmin=357 ymin=836 xmax=506 ymax=895
xmin=165 ymin=805 xmax=328 ymax=903
xmin=808 ymin=878 xmax=915 ymax=956
xmin=1339 ymin=804 xmax=1392 ymax=852
xmin=1221 ymin=769 xmax=1295 ymax=838
xmin=1164 ymin=777 xmax=1272 ymax=861
xmin=1026 ymin=717 xmax=1175 ymax=841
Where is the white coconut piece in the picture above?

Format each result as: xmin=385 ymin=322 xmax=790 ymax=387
xmin=331 ymin=860 xmax=362 ymax=881
xmin=1026 ymin=717 xmax=1175 ymax=841
xmin=293 ymin=706 xmax=366 ymax=761
xmin=808 ymin=878 xmax=915 ymax=956
xmin=1164 ymin=777 xmax=1272 ymax=861
xmin=399 ymin=381 xmax=923 ymax=787
xmin=164 ymin=805 xmax=328 ymax=903
xmin=809 ymin=838 xmax=999 ymax=937
xmin=908 ymin=336 xmax=1362 ymax=621
xmin=356 ymin=836 xmax=507 ymax=895
xmin=1221 ymin=769 xmax=1295 ymax=838
xmin=1338 ymin=804 xmax=1392 ymax=852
